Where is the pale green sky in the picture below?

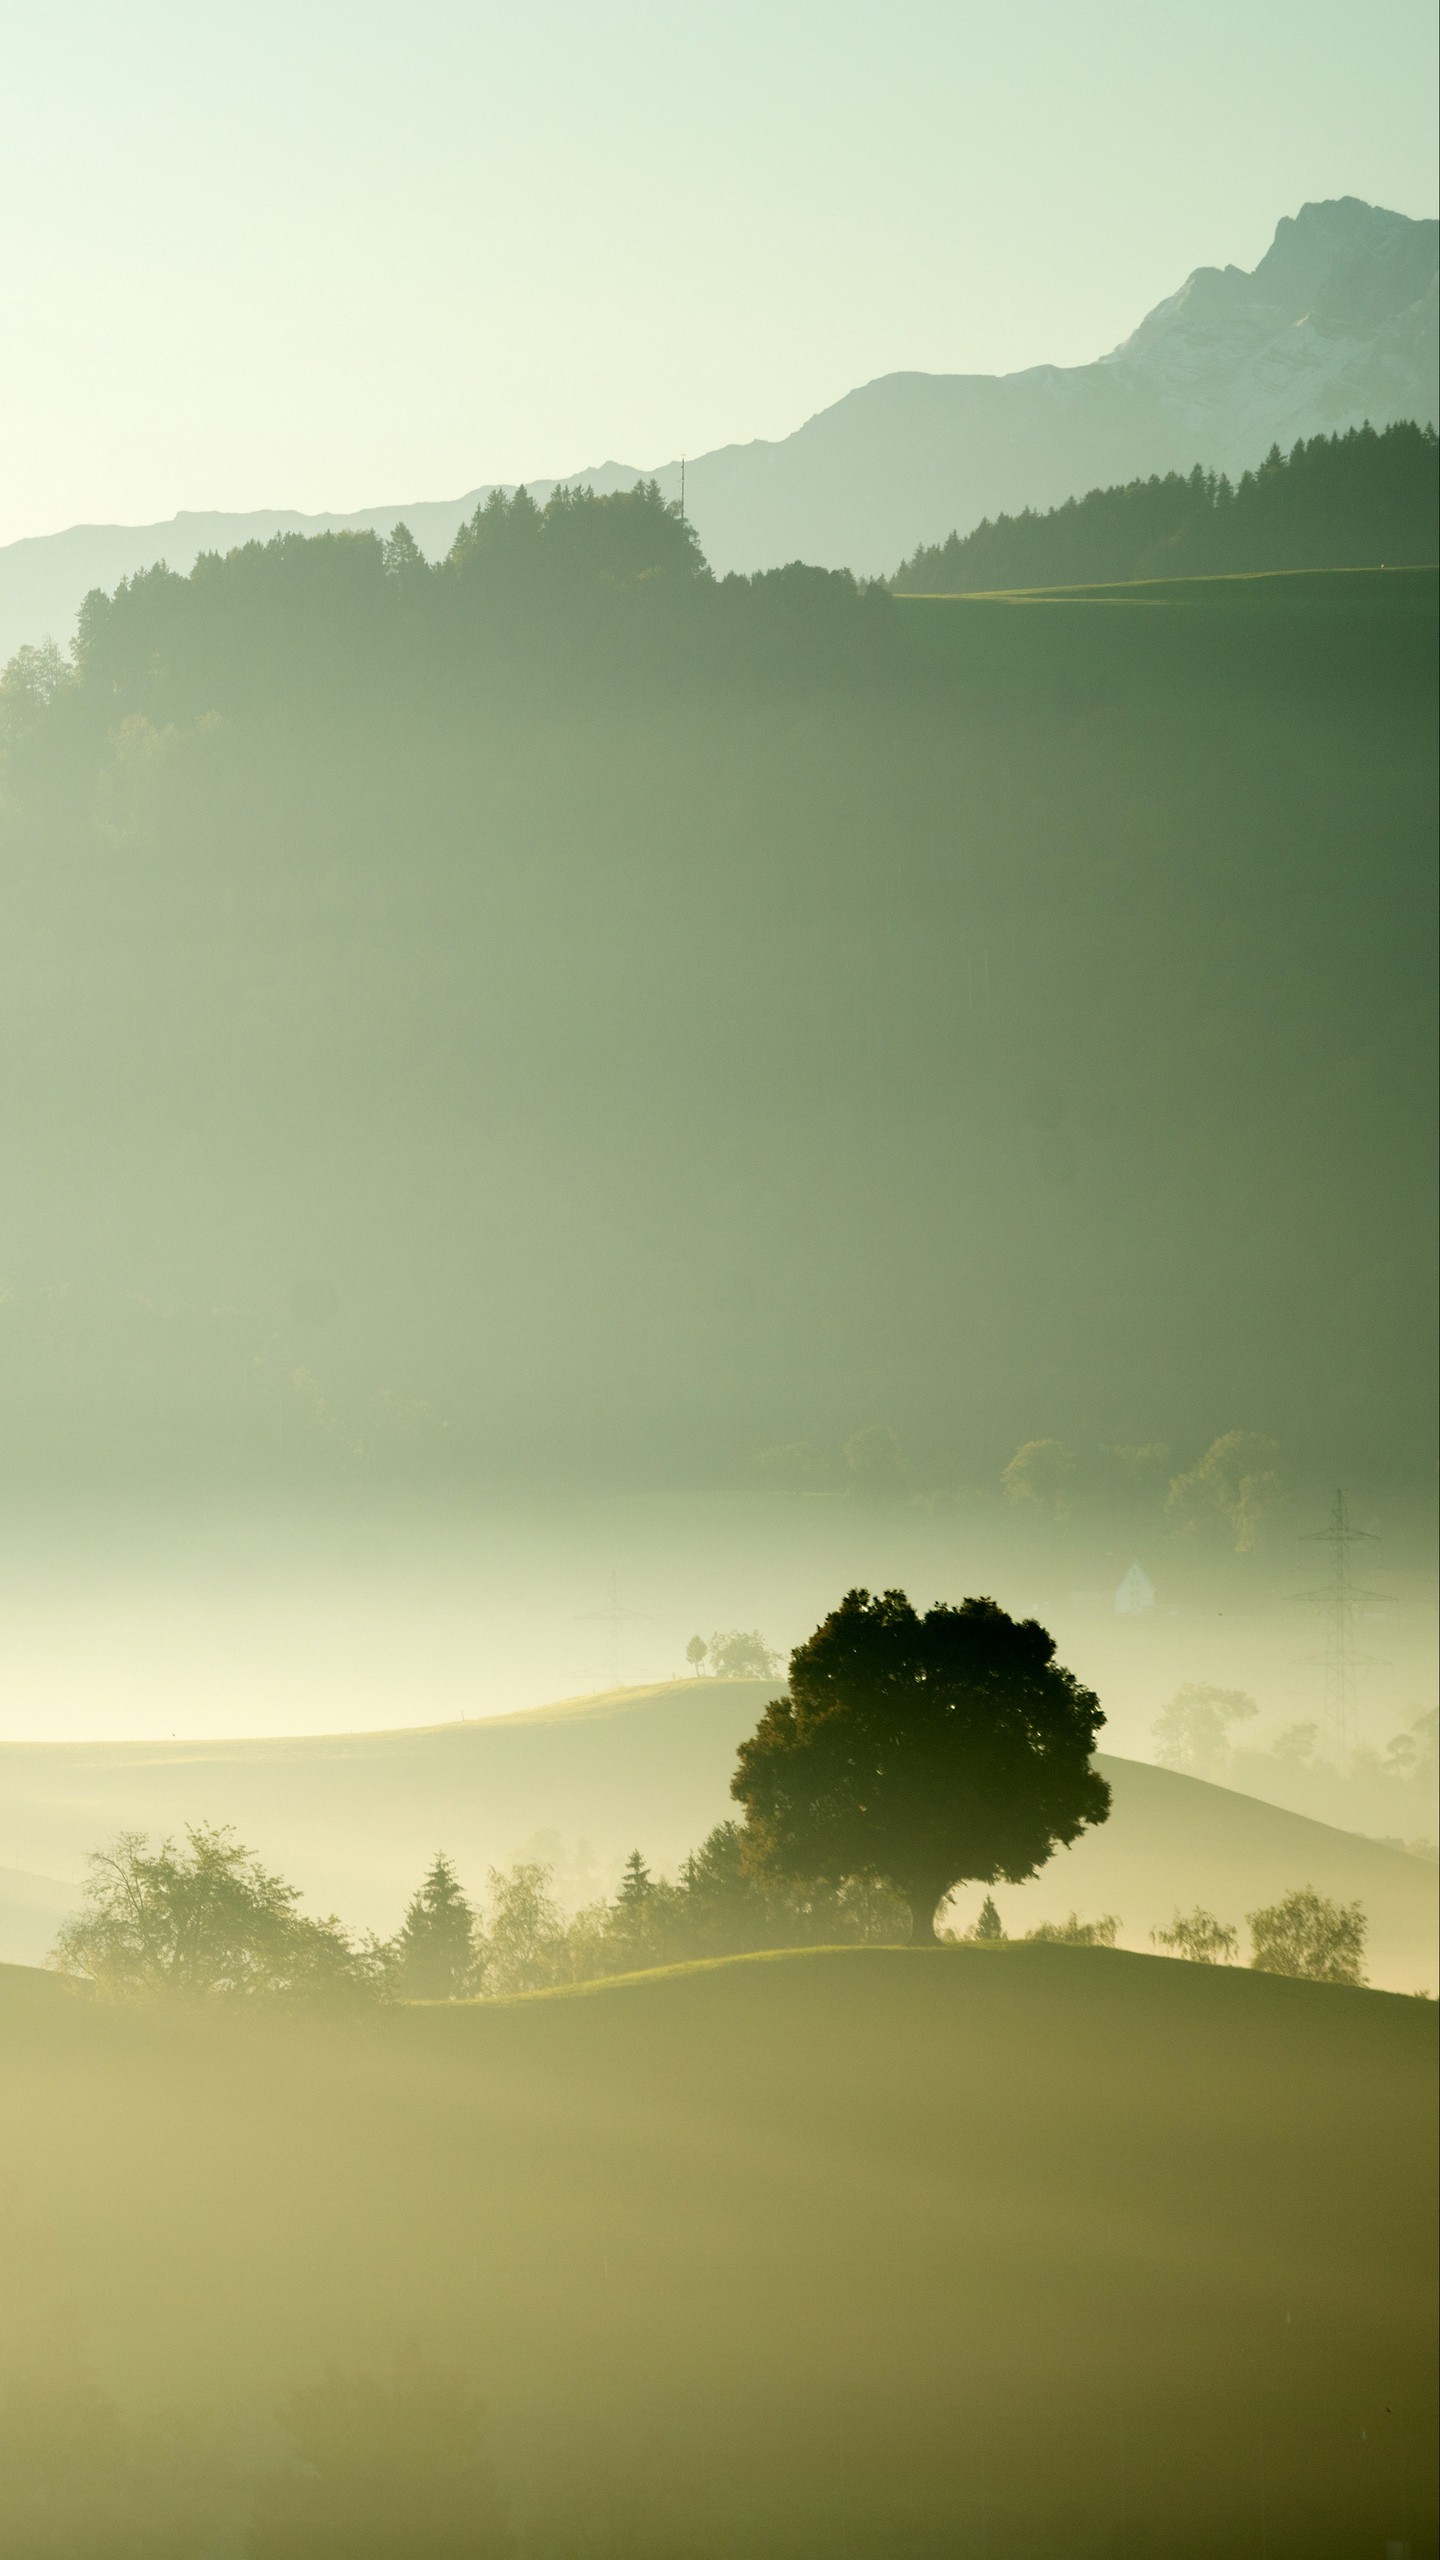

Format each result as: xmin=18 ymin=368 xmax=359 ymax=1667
xmin=1 ymin=0 xmax=1435 ymax=543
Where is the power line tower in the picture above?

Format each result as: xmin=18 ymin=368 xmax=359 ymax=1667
xmin=1295 ymin=1490 xmax=1384 ymax=1753
xmin=576 ymin=1571 xmax=650 ymax=1692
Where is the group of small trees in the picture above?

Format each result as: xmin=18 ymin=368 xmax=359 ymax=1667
xmin=1151 ymin=1887 xmax=1368 ymax=1984
xmin=683 ymin=1628 xmax=780 ymax=1678
xmin=55 ymin=1829 xmax=1375 ymax=2003
xmin=49 ymin=1588 xmax=1384 ymax=2005
xmin=388 ymin=1831 xmax=912 ymax=2001
xmin=1002 ymin=1429 xmax=1285 ymax=1549
xmin=957 ymin=1886 xmax=1368 ymax=1979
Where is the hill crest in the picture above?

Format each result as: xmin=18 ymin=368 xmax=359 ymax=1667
xmin=2 ymin=1680 xmax=1433 ymax=1990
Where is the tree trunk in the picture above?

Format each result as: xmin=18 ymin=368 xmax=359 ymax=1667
xmin=907 ymin=1891 xmax=940 ymax=1946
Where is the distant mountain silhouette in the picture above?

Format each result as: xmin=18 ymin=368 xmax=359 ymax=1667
xmin=1 ymin=196 xmax=1433 ymax=655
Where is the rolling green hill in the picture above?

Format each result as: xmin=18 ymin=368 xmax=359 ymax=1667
xmin=4 ymin=1677 xmax=1434 ymax=1986
xmin=0 ymin=1944 xmax=1433 ymax=2556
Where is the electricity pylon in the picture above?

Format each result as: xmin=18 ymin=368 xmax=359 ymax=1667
xmin=1295 ymin=1491 xmax=1386 ymax=1753
xmin=576 ymin=1571 xmax=650 ymax=1691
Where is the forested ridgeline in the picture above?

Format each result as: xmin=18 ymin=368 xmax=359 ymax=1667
xmin=3 ymin=479 xmax=886 ymax=738
xmin=892 ymin=420 xmax=1439 ymax=594
xmin=0 ymin=492 xmax=1434 ymax=1493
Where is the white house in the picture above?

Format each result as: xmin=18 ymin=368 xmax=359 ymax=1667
xmin=1114 ymin=1562 xmax=1155 ymax=1616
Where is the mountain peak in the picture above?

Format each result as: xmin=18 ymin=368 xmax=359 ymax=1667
xmin=1252 ymin=194 xmax=1438 ymax=315
xmin=1108 ymin=196 xmax=1437 ymax=370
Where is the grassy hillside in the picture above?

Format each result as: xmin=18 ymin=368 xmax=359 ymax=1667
xmin=0 ymin=1945 xmax=1433 ymax=2556
xmin=5 ymin=1678 xmax=1434 ymax=1986
xmin=1 ymin=539 xmax=1434 ymax=1495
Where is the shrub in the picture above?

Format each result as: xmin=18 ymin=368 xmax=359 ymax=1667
xmin=1152 ymin=1907 xmax=1238 ymax=1963
xmin=1247 ymin=1886 xmax=1366 ymax=1984
xmin=1024 ymin=1912 xmax=1119 ymax=1947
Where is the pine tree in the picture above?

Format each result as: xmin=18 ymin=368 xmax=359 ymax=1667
xmin=392 ymin=1854 xmax=477 ymax=2001
xmin=972 ymin=1895 xmax=1006 ymax=1942
xmin=616 ymin=1850 xmax=654 ymax=1912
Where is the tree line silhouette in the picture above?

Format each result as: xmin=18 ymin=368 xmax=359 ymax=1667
xmin=53 ymin=1589 xmax=1370 ymax=2000
xmin=893 ymin=421 xmax=1438 ymax=593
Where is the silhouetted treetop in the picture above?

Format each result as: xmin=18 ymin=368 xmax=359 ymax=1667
xmin=731 ymin=1588 xmax=1110 ymax=1943
xmin=447 ymin=477 xmax=706 ymax=588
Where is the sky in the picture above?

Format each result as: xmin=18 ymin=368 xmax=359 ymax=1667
xmin=1 ymin=0 xmax=1436 ymax=545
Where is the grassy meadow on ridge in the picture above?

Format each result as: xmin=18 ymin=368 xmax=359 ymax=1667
xmin=1 ymin=1944 xmax=1434 ymax=2557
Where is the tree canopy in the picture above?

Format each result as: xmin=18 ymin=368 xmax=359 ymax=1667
xmin=1247 ymin=1885 xmax=1367 ymax=1984
xmin=730 ymin=1588 xmax=1110 ymax=1941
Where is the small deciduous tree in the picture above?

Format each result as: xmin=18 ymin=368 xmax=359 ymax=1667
xmin=1024 ymin=1912 xmax=1119 ymax=1946
xmin=708 ymin=1629 xmax=780 ymax=1679
xmin=685 ymin=1635 xmax=708 ymax=1675
xmin=730 ymin=1588 xmax=1110 ymax=1944
xmin=51 ymin=1827 xmax=372 ymax=2001
xmin=1166 ymin=1432 xmax=1283 ymax=1551
xmin=391 ymin=1855 xmax=478 ymax=2001
xmin=1152 ymin=1907 xmax=1239 ymax=1963
xmin=480 ymin=1862 xmax=567 ymax=1995
xmin=1248 ymin=1886 xmax=1366 ymax=1984
xmin=1152 ymin=1684 xmax=1259 ymax=1780
xmin=1001 ymin=1439 xmax=1075 ymax=1519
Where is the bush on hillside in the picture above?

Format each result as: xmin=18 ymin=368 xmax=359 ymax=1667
xmin=1024 ymin=1913 xmax=1120 ymax=1947
xmin=1152 ymin=1686 xmax=1260 ymax=1780
xmin=1152 ymin=1908 xmax=1239 ymax=1964
xmin=706 ymin=1629 xmax=782 ymax=1679
xmin=1247 ymin=1886 xmax=1367 ymax=1985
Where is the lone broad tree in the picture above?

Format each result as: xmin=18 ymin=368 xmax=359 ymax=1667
xmin=731 ymin=1588 xmax=1110 ymax=1942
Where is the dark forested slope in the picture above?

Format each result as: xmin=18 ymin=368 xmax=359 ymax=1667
xmin=0 ymin=488 xmax=1434 ymax=1493
xmin=893 ymin=420 xmax=1438 ymax=592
